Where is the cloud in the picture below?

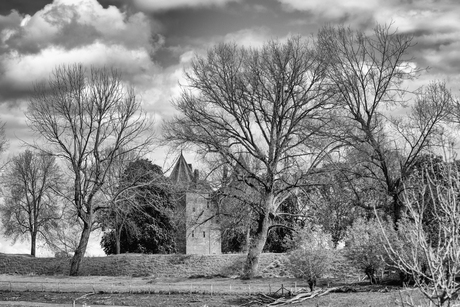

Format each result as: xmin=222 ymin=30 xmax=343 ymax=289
xmin=0 ymin=0 xmax=163 ymax=102
xmin=276 ymin=0 xmax=460 ymax=33
xmin=132 ymin=0 xmax=240 ymax=12
xmin=275 ymin=0 xmax=460 ymax=89
xmin=223 ymin=27 xmax=271 ymax=47
xmin=277 ymin=0 xmax=380 ymax=19
xmin=3 ymin=0 xmax=157 ymax=54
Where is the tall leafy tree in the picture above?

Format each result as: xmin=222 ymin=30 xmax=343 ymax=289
xmin=101 ymin=159 xmax=176 ymax=255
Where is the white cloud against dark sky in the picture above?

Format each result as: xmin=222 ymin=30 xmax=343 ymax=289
xmin=0 ymin=0 xmax=460 ymax=255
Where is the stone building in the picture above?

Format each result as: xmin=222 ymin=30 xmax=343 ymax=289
xmin=169 ymin=153 xmax=221 ymax=255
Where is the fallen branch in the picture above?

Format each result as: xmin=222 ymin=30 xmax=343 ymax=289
xmin=240 ymin=285 xmax=390 ymax=307
xmin=267 ymin=287 xmax=339 ymax=306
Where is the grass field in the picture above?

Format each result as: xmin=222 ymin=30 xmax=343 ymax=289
xmin=0 ymin=274 xmax=435 ymax=307
xmin=0 ymin=253 xmax=438 ymax=306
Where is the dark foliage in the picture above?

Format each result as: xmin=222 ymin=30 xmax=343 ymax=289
xmin=101 ymin=159 xmax=176 ymax=254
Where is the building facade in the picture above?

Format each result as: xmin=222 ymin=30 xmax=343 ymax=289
xmin=169 ymin=153 xmax=221 ymax=255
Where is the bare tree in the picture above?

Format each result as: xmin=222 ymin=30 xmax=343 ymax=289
xmin=0 ymin=122 xmax=7 ymax=157
xmin=381 ymin=160 xmax=460 ymax=307
xmin=163 ymin=37 xmax=335 ymax=278
xmin=0 ymin=150 xmax=62 ymax=256
xmin=26 ymin=64 xmax=154 ymax=275
xmin=319 ymin=24 xmax=452 ymax=223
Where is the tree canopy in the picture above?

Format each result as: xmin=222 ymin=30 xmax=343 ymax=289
xmin=101 ymin=159 xmax=176 ymax=255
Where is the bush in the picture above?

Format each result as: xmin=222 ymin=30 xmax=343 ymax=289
xmin=344 ymin=218 xmax=396 ymax=284
xmin=285 ymin=226 xmax=333 ymax=290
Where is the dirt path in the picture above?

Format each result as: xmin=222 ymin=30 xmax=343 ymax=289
xmin=0 ymin=301 xmax=128 ymax=307
xmin=0 ymin=275 xmax=305 ymax=294
xmin=0 ymin=291 xmax=247 ymax=307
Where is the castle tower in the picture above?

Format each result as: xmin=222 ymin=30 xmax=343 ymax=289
xmin=169 ymin=153 xmax=221 ymax=255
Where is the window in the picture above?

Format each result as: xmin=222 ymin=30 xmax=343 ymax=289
xmin=206 ymin=200 xmax=210 ymax=209
xmin=203 ymin=231 xmax=206 ymax=238
xmin=192 ymin=231 xmax=194 ymax=238
xmin=192 ymin=207 xmax=195 ymax=212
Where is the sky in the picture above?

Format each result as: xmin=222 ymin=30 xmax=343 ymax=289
xmin=1 ymin=0 xmax=460 ymax=256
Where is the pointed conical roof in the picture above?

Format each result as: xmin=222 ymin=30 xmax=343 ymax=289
xmin=169 ymin=152 xmax=194 ymax=185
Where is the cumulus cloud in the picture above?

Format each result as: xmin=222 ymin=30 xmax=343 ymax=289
xmin=132 ymin=0 xmax=240 ymax=12
xmin=0 ymin=0 xmax=162 ymax=101
xmin=4 ymin=0 xmax=156 ymax=54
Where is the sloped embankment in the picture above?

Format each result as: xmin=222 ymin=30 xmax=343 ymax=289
xmin=0 ymin=252 xmax=289 ymax=277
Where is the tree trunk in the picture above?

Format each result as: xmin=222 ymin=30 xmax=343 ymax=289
xmin=243 ymin=193 xmax=273 ymax=279
xmin=392 ymin=192 xmax=404 ymax=226
xmin=365 ymin=266 xmax=377 ymax=284
xmin=115 ymin=226 xmax=122 ymax=255
xmin=243 ymin=212 xmax=270 ymax=278
xmin=30 ymin=231 xmax=37 ymax=257
xmin=242 ymin=222 xmax=251 ymax=253
xmin=70 ymin=220 xmax=92 ymax=276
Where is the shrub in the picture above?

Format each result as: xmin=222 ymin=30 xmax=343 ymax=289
xmin=285 ymin=226 xmax=333 ymax=291
xmin=54 ymin=251 xmax=70 ymax=258
xmin=344 ymin=218 xmax=396 ymax=284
